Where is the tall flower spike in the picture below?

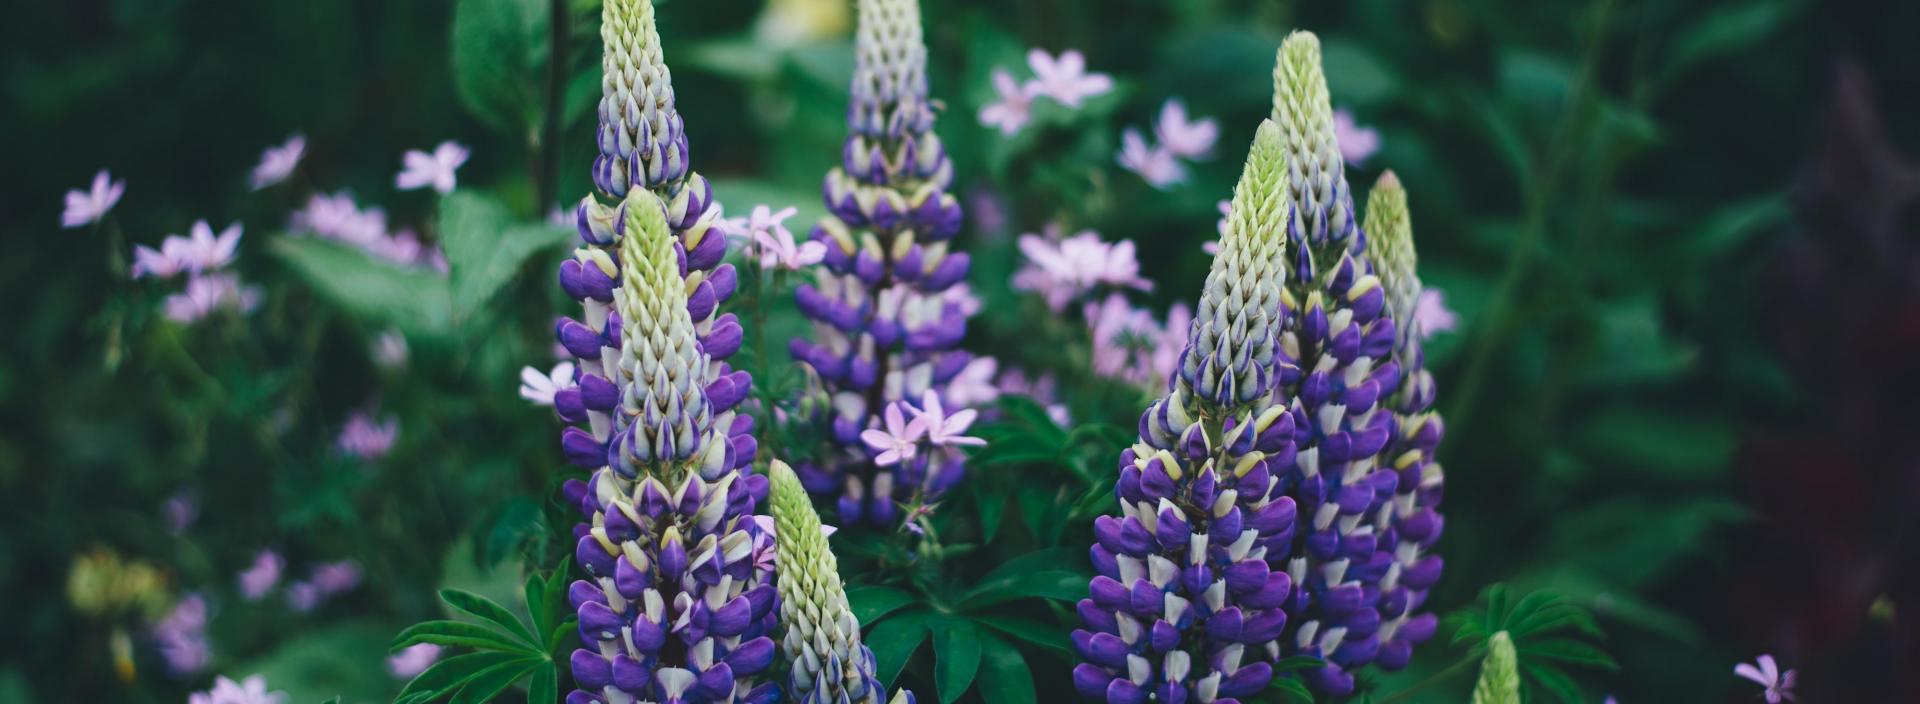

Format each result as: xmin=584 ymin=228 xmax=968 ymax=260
xmin=1268 ymin=30 xmax=1416 ymax=696
xmin=1360 ymin=172 xmax=1444 ymax=672
xmin=787 ymin=0 xmax=972 ymax=527
xmin=1073 ymin=121 xmax=1303 ymax=704
xmin=566 ymin=190 xmax=779 ymax=704
xmin=770 ymin=460 xmax=885 ymax=704
xmin=598 ymin=0 xmax=686 ymax=194
xmin=1469 ymin=632 xmax=1520 ymax=704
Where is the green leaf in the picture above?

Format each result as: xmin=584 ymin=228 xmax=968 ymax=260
xmin=1521 ymin=662 xmax=1586 ymax=704
xmin=450 ymin=0 xmax=549 ymax=131
xmin=976 ymin=484 xmax=1008 ymax=544
xmin=704 ymin=178 xmax=829 ymax=235
xmin=440 ymin=191 xmax=573 ymax=320
xmin=440 ymin=588 xmax=538 ymax=646
xmin=1271 ymin=655 xmax=1326 ymax=673
xmin=1511 ymin=604 xmax=1604 ymax=640
xmin=1267 ymin=675 xmax=1316 ymax=703
xmin=960 ymin=570 xmax=1087 ymax=610
xmin=866 ymin=608 xmax=932 ymax=689
xmin=1520 ymin=638 xmax=1619 ymax=670
xmin=847 ymin=585 xmax=920 ymax=626
xmin=397 ymin=651 xmax=529 ymax=702
xmin=972 ymin=615 xmax=1073 ymax=661
xmin=270 ymin=237 xmax=453 ymax=335
xmin=932 ymin=616 xmax=983 ymax=704
xmin=1668 ymin=1 xmax=1802 ymax=77
xmin=972 ymin=630 xmax=1036 ymax=704
xmin=449 ymin=656 xmax=545 ymax=704
xmin=540 ymin=559 xmax=574 ymax=650
xmin=1319 ymin=38 xmax=1398 ymax=108
xmin=528 ymin=664 xmax=558 ymax=704
xmin=392 ymin=620 xmax=540 ymax=655
xmin=1574 ymin=408 xmax=1737 ymax=480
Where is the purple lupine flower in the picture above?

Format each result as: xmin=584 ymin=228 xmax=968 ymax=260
xmin=519 ymin=362 xmax=578 ymax=407
xmin=909 ymin=389 xmax=984 ymax=448
xmin=237 ymin=550 xmax=284 ymax=601
xmin=62 ymin=169 xmax=125 ymax=229
xmin=394 ymin=141 xmax=469 ymax=194
xmin=152 ymin=594 xmax=211 ymax=675
xmin=388 ymin=643 xmax=443 ymax=679
xmin=1074 ymin=119 xmax=1298 ymax=704
xmin=249 ymin=134 xmax=306 ymax=191
xmin=786 ymin=0 xmax=977 ymax=528
xmin=336 ymin=411 xmax=398 ymax=460
xmin=1026 ymin=49 xmax=1113 ymax=108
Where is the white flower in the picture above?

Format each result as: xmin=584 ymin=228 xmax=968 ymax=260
xmin=189 ymin=674 xmax=288 ymax=704
xmin=62 ymin=169 xmax=125 ymax=229
xmin=1117 ymin=128 xmax=1186 ymax=189
xmin=978 ymin=68 xmax=1035 ymax=136
xmin=909 ymin=390 xmax=984 ymax=448
xmin=1154 ymin=99 xmax=1218 ymax=160
xmin=249 ymin=135 xmax=306 ymax=191
xmin=730 ymin=205 xmax=820 ymax=271
xmin=1026 ymin=48 xmax=1112 ymax=108
xmin=395 ymin=141 xmax=470 ymax=194
xmin=519 ymin=362 xmax=577 ymax=406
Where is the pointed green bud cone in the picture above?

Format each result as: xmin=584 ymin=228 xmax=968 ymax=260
xmin=1271 ymin=30 xmax=1356 ymax=257
xmin=1470 ymin=631 xmax=1521 ymax=704
xmin=614 ymin=191 xmax=712 ymax=476
xmin=598 ymin=0 xmax=688 ymax=193
xmin=1182 ymin=119 xmax=1291 ymax=407
xmin=1363 ymin=170 xmax=1421 ymax=335
xmin=771 ymin=460 xmax=883 ymax=703
xmin=853 ymin=0 xmax=928 ymax=114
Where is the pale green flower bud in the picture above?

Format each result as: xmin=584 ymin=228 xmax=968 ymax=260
xmin=612 ymin=191 xmax=718 ymax=479
xmin=1470 ymin=631 xmax=1521 ymax=704
xmin=770 ymin=460 xmax=884 ymax=704
xmin=1181 ymin=119 xmax=1292 ymax=407
xmin=1363 ymin=171 xmax=1420 ymax=340
xmin=597 ymin=0 xmax=689 ymax=194
xmin=1271 ymin=30 xmax=1358 ymax=263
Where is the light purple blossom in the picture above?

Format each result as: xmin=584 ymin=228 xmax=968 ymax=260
xmin=293 ymin=192 xmax=388 ymax=243
xmin=285 ymin=582 xmax=323 ymax=613
xmin=61 ymin=169 xmax=125 ymax=229
xmin=1334 ymin=107 xmax=1381 ymax=166
xmin=154 ymin=220 xmax=243 ymax=276
xmin=945 ymin=356 xmax=1001 ymax=409
xmin=237 ymin=550 xmax=283 ymax=601
xmin=1735 ymin=654 xmax=1797 ymax=703
xmin=1413 ymin=287 xmax=1458 ymax=339
xmin=395 ymin=141 xmax=469 ymax=195
xmin=979 ymin=68 xmax=1036 ymax=136
xmin=389 ymin=643 xmax=444 ymax=679
xmin=1202 ymin=199 xmax=1232 ymax=255
xmin=1012 ymin=229 xmax=1153 ymax=312
xmin=518 ymin=361 xmax=577 ymax=407
xmin=288 ymin=560 xmax=362 ymax=611
xmin=152 ymin=594 xmax=211 ymax=675
xmin=1026 ymin=49 xmax=1112 ymax=108
xmin=733 ymin=204 xmax=821 ymax=270
xmin=996 ymin=368 xmax=1069 ymax=426
xmin=249 ymin=135 xmax=306 ymax=191
xmin=859 ymin=401 xmax=927 ymax=467
xmin=337 ymin=411 xmax=398 ymax=460
xmin=164 ymin=273 xmax=263 ymax=323
xmin=1153 ymin=99 xmax=1218 ymax=160
xmin=1084 ymin=294 xmax=1163 ymax=386
xmin=945 ymin=282 xmax=983 ymax=317
xmin=1116 ymin=128 xmax=1186 ymax=189
xmin=910 ymin=390 xmax=984 ymax=448
xmin=163 ymin=491 xmax=199 ymax=535
xmin=372 ymin=329 xmax=409 ymax=369
xmin=190 ymin=675 xmax=287 ymax=704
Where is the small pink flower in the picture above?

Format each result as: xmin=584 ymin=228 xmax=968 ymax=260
xmin=859 ymin=402 xmax=927 ymax=467
xmin=1154 ymin=99 xmax=1218 ymax=160
xmin=732 ymin=205 xmax=821 ymax=271
xmin=1085 ymin=294 xmax=1164 ymax=386
xmin=249 ymin=135 xmax=306 ymax=191
xmin=1012 ymin=229 xmax=1153 ymax=312
xmin=62 ymin=169 xmax=125 ymax=229
xmin=945 ymin=356 xmax=1001 ymax=409
xmin=395 ymin=141 xmax=469 ymax=194
xmin=171 ymin=220 xmax=244 ymax=274
xmin=978 ymin=68 xmax=1036 ymax=136
xmin=237 ymin=550 xmax=284 ymax=601
xmin=337 ymin=411 xmax=399 ymax=460
xmin=1026 ymin=49 xmax=1112 ymax=108
xmin=910 ymin=390 xmax=984 ymax=448
xmin=1117 ymin=128 xmax=1186 ymax=189
xmin=1734 ymin=654 xmax=1796 ymax=703
xmin=519 ymin=362 xmax=577 ymax=406
xmin=164 ymin=273 xmax=262 ymax=323
xmin=1412 ymin=287 xmax=1458 ymax=340
xmin=189 ymin=674 xmax=286 ymax=704
xmin=388 ymin=643 xmax=443 ymax=679
xmin=1333 ymin=108 xmax=1381 ymax=166
xmin=372 ymin=329 xmax=409 ymax=369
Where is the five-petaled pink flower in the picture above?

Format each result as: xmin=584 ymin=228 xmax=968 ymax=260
xmin=519 ymin=362 xmax=577 ymax=407
xmin=1154 ymin=99 xmax=1218 ymax=160
xmin=1734 ymin=654 xmax=1796 ymax=703
xmin=395 ymin=141 xmax=469 ymax=194
xmin=1012 ymin=229 xmax=1153 ymax=312
xmin=250 ymin=134 xmax=306 ymax=191
xmin=136 ymin=220 xmax=244 ymax=279
xmin=733 ymin=204 xmax=821 ymax=271
xmin=62 ymin=169 xmax=125 ymax=229
xmin=909 ymin=390 xmax=984 ymax=448
xmin=1026 ymin=49 xmax=1112 ymax=108
xmin=979 ymin=68 xmax=1036 ymax=136
xmin=164 ymin=273 xmax=262 ymax=323
xmin=860 ymin=401 xmax=928 ymax=467
xmin=1333 ymin=108 xmax=1381 ymax=166
xmin=1117 ymin=128 xmax=1186 ymax=189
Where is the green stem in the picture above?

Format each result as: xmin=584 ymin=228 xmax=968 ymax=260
xmin=535 ymin=0 xmax=571 ymax=210
xmin=1375 ymin=654 xmax=1480 ymax=704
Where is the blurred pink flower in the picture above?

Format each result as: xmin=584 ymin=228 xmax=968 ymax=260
xmin=1154 ymin=99 xmax=1218 ymax=160
xmin=249 ymin=135 xmax=305 ymax=191
xmin=152 ymin=594 xmax=210 ymax=675
xmin=1012 ymin=229 xmax=1152 ymax=311
xmin=189 ymin=674 xmax=286 ymax=704
xmin=62 ymin=169 xmax=124 ymax=229
xmin=309 ymin=560 xmax=363 ymax=594
xmin=1413 ymin=287 xmax=1458 ymax=339
xmin=372 ymin=329 xmax=409 ymax=369
xmin=945 ymin=356 xmax=1000 ymax=409
xmin=1735 ymin=654 xmax=1796 ymax=703
xmin=1026 ymin=49 xmax=1112 ymax=108
xmin=1152 ymin=302 xmax=1192 ymax=382
xmin=395 ymin=141 xmax=469 ymax=194
xmin=164 ymin=273 xmax=262 ymax=323
xmin=860 ymin=402 xmax=927 ymax=467
xmin=237 ymin=550 xmax=283 ymax=601
xmin=732 ymin=204 xmax=820 ymax=270
xmin=337 ymin=411 xmax=398 ymax=460
xmin=388 ymin=644 xmax=443 ymax=679
xmin=1117 ymin=128 xmax=1186 ymax=189
xmin=168 ymin=220 xmax=244 ymax=274
xmin=1333 ymin=108 xmax=1380 ymax=166
xmin=1085 ymin=294 xmax=1163 ymax=386
xmin=910 ymin=390 xmax=984 ymax=448
xmin=163 ymin=491 xmax=199 ymax=535
xmin=519 ymin=362 xmax=577 ymax=407
xmin=979 ymin=68 xmax=1036 ymax=136
xmin=996 ymin=368 xmax=1069 ymax=426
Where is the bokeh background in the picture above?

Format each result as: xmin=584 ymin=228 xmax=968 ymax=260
xmin=4 ymin=0 xmax=1917 ymax=701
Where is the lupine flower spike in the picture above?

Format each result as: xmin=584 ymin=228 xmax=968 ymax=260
xmin=787 ymin=0 xmax=976 ymax=527
xmin=566 ymin=192 xmax=778 ymax=704
xmin=1265 ymin=31 xmax=1441 ymax=695
xmin=1073 ymin=119 xmax=1302 ymax=703
xmin=769 ymin=460 xmax=886 ymax=703
xmin=1359 ymin=171 xmax=1445 ymax=671
xmin=1468 ymin=631 xmax=1519 ymax=704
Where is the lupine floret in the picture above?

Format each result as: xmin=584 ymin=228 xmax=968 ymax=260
xmin=769 ymin=460 xmax=885 ymax=703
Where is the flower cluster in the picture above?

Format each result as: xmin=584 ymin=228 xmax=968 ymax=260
xmin=152 ymin=594 xmax=211 ymax=675
xmin=1074 ymin=118 xmax=1301 ymax=703
xmin=130 ymin=220 xmax=263 ymax=324
xmin=1118 ymin=99 xmax=1220 ymax=189
xmin=1012 ymin=228 xmax=1152 ymax=313
xmin=978 ymin=48 xmax=1114 ymax=136
xmin=189 ymin=674 xmax=286 ymax=704
xmin=785 ymin=0 xmax=977 ymax=527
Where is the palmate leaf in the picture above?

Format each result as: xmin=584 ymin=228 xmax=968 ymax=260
xmin=972 ymin=630 xmax=1037 ymax=704
xmin=438 ymin=588 xmax=539 ymax=646
xmin=931 ymin=616 xmax=983 ymax=704
xmin=867 ymin=607 xmax=934 ymax=689
xmin=1442 ymin=584 xmax=1614 ymax=703
xmin=1267 ymin=675 xmax=1315 ymax=703
xmin=395 ymin=567 xmax=572 ymax=703
xmin=972 ymin=614 xmax=1073 ymax=661
xmin=391 ymin=620 xmax=540 ymax=655
xmin=395 ymin=651 xmax=530 ymax=704
xmin=847 ymin=585 xmax=920 ymax=625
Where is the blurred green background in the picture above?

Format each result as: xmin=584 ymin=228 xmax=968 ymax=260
xmin=4 ymin=0 xmax=1917 ymax=701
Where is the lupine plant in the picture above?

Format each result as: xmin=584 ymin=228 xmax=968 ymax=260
xmin=784 ymin=0 xmax=975 ymax=528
